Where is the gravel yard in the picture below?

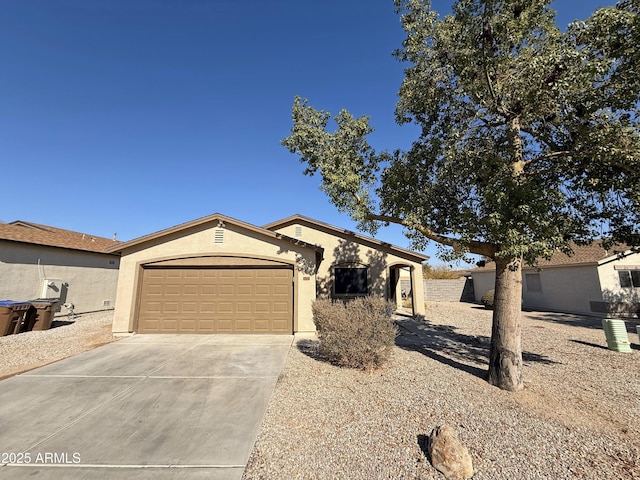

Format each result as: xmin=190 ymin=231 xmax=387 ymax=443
xmin=1 ymin=304 xmax=638 ymax=479
xmin=243 ymin=303 xmax=640 ymax=480
xmin=0 ymin=310 xmax=118 ymax=379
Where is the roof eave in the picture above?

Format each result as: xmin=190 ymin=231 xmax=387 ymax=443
xmin=264 ymin=214 xmax=429 ymax=263
xmin=107 ymin=213 xmax=324 ymax=255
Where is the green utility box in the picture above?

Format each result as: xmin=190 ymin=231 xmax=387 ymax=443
xmin=602 ymin=318 xmax=632 ymax=353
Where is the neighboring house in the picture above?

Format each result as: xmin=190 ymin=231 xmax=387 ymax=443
xmin=0 ymin=221 xmax=121 ymax=314
xmin=471 ymin=242 xmax=639 ymax=317
xmin=108 ymin=213 xmax=428 ymax=335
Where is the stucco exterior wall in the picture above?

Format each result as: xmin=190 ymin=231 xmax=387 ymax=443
xmin=473 ymin=264 xmax=604 ymax=316
xmin=0 ymin=240 xmax=120 ymax=313
xmin=522 ymin=265 xmax=602 ymax=316
xmin=597 ymin=252 xmax=640 ymax=314
xmin=112 ymin=222 xmax=317 ymax=334
xmin=271 ymin=222 xmax=426 ymax=315
xmin=472 ymin=271 xmax=496 ymax=303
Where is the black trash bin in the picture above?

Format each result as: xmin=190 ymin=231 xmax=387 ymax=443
xmin=27 ymin=299 xmax=60 ymax=331
xmin=0 ymin=301 xmax=35 ymax=335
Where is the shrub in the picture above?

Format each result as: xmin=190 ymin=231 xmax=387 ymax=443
xmin=422 ymin=264 xmax=461 ymax=279
xmin=312 ymin=297 xmax=398 ymax=370
xmin=481 ymin=290 xmax=495 ymax=309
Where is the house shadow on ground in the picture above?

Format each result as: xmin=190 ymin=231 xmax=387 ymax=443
xmin=394 ymin=316 xmax=558 ymax=381
xmin=525 ymin=309 xmax=640 ymax=334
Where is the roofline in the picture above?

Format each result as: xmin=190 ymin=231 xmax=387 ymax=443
xmin=106 ymin=213 xmax=324 ymax=254
xmin=0 ymin=237 xmax=120 ymax=256
xmin=598 ymin=249 xmax=635 ymax=266
xmin=263 ymin=214 xmax=430 ymax=263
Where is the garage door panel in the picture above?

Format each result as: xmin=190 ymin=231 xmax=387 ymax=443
xmin=273 ymin=302 xmax=289 ymax=313
xmin=273 ymin=285 xmax=289 ymax=296
xmin=237 ymin=285 xmax=253 ymax=296
xmin=162 ymin=302 xmax=180 ymax=313
xmin=219 ymin=285 xmax=234 ymax=296
xmin=200 ymin=302 xmax=215 ymax=313
xmin=255 ymin=285 xmax=271 ymax=296
xmin=138 ymin=267 xmax=293 ymax=334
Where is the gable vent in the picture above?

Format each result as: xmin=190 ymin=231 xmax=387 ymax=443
xmin=214 ymin=229 xmax=224 ymax=244
xmin=295 ymin=226 xmax=302 ymax=238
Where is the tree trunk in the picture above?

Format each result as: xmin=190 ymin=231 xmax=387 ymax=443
xmin=487 ymin=256 xmax=523 ymax=391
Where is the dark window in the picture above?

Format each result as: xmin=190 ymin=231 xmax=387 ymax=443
xmin=334 ymin=267 xmax=368 ymax=295
xmin=618 ymin=270 xmax=640 ymax=288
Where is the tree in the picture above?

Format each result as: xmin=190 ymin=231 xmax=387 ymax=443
xmin=282 ymin=0 xmax=640 ymax=391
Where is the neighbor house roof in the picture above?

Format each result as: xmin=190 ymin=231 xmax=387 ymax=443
xmin=106 ymin=213 xmax=325 ymax=255
xmin=0 ymin=221 xmax=120 ymax=254
xmin=263 ymin=214 xmax=430 ymax=263
xmin=471 ymin=241 xmax=633 ymax=273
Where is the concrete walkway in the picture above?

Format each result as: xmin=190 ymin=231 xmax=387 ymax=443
xmin=0 ymin=334 xmax=292 ymax=479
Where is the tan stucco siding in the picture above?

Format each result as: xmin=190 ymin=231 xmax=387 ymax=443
xmin=473 ymin=265 xmax=603 ymax=316
xmin=272 ymin=223 xmax=426 ymax=315
xmin=472 ymin=271 xmax=496 ymax=303
xmin=522 ymin=265 xmax=602 ymax=315
xmin=598 ymin=252 xmax=640 ymax=305
xmin=111 ymin=223 xmax=317 ymax=334
xmin=0 ymin=241 xmax=120 ymax=313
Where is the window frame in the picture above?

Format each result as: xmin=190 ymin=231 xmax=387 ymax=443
xmin=618 ymin=270 xmax=640 ymax=288
xmin=333 ymin=265 xmax=369 ymax=296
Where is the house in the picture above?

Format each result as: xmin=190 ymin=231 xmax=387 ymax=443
xmin=108 ymin=213 xmax=428 ymax=335
xmin=0 ymin=221 xmax=121 ymax=313
xmin=471 ymin=242 xmax=640 ymax=317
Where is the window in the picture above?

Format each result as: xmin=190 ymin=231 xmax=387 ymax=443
xmin=618 ymin=270 xmax=640 ymax=288
xmin=525 ymin=273 xmax=542 ymax=293
xmin=334 ymin=267 xmax=368 ymax=295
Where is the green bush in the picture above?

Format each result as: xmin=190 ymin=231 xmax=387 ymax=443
xmin=312 ymin=297 xmax=398 ymax=370
xmin=481 ymin=289 xmax=495 ymax=309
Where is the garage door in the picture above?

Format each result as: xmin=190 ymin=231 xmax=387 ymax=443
xmin=137 ymin=267 xmax=293 ymax=334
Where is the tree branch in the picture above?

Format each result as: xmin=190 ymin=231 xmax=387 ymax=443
xmin=523 ymin=150 xmax=573 ymax=167
xmin=352 ymin=193 xmax=497 ymax=258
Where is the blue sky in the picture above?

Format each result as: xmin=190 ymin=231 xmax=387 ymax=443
xmin=1 ymin=0 xmax=615 ymax=266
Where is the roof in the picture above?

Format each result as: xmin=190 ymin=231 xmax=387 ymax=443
xmin=0 ymin=221 xmax=120 ymax=254
xmin=263 ymin=214 xmax=430 ymax=264
xmin=471 ymin=241 xmax=633 ymax=273
xmin=106 ymin=213 xmax=324 ymax=254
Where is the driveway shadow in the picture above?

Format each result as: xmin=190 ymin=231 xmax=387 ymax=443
xmin=395 ymin=317 xmax=558 ymax=381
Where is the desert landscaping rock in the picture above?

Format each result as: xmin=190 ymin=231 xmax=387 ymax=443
xmin=428 ymin=424 xmax=474 ymax=480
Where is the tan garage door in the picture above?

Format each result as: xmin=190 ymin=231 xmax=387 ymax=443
xmin=137 ymin=267 xmax=293 ymax=334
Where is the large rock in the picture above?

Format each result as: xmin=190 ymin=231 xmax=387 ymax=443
xmin=428 ymin=425 xmax=474 ymax=480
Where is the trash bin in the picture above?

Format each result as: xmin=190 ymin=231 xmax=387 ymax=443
xmin=0 ymin=301 xmax=35 ymax=336
xmin=602 ymin=318 xmax=632 ymax=353
xmin=27 ymin=299 xmax=60 ymax=331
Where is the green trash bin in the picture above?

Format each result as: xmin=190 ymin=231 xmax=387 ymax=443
xmin=602 ymin=318 xmax=632 ymax=353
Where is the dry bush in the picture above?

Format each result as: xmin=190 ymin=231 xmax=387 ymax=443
xmin=422 ymin=264 xmax=461 ymax=279
xmin=312 ymin=297 xmax=397 ymax=370
xmin=481 ymin=289 xmax=495 ymax=309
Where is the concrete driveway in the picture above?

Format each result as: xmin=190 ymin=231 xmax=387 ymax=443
xmin=0 ymin=334 xmax=292 ymax=479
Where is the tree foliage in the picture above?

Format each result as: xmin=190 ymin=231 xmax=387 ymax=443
xmin=283 ymin=0 xmax=640 ymax=263
xmin=282 ymin=0 xmax=640 ymax=390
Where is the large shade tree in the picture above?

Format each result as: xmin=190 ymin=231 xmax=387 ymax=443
xmin=282 ymin=0 xmax=640 ymax=391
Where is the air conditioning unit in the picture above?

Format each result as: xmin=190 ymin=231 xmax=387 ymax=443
xmin=41 ymin=279 xmax=64 ymax=300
